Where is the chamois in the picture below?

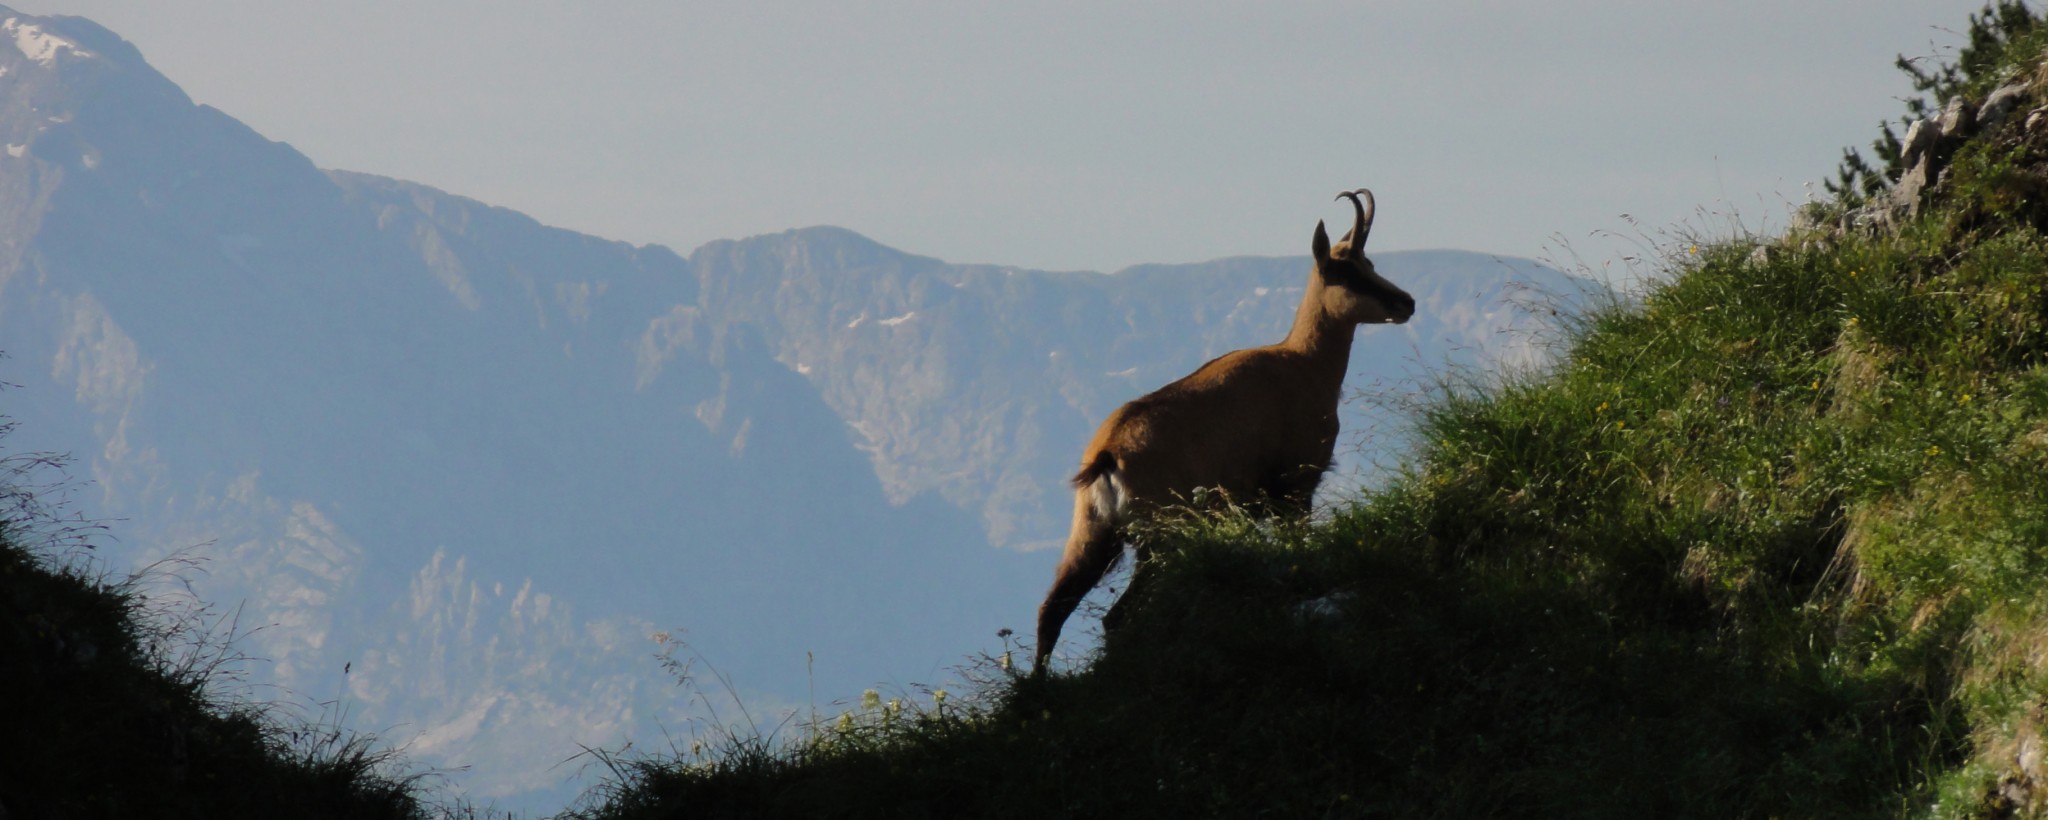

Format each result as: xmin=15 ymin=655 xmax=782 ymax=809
xmin=1033 ymin=189 xmax=1414 ymax=673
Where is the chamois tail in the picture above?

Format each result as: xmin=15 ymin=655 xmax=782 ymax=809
xmin=1070 ymin=449 xmax=1117 ymax=489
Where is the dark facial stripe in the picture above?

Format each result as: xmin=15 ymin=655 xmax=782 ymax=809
xmin=1338 ymin=269 xmax=1410 ymax=308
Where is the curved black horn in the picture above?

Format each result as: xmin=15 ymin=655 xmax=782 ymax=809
xmin=1333 ymin=188 xmax=1375 ymax=257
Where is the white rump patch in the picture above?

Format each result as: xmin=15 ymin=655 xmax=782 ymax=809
xmin=1087 ymin=468 xmax=1130 ymax=525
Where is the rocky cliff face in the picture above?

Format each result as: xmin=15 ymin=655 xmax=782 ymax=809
xmin=0 ymin=4 xmax=1597 ymax=807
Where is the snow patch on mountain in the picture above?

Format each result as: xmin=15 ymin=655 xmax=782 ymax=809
xmin=4 ymin=17 xmax=91 ymax=65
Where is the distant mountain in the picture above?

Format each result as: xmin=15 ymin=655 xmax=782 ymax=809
xmin=0 ymin=5 xmax=1600 ymax=808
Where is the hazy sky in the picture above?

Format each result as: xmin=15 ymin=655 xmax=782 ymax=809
xmin=24 ymin=2 xmax=1990 ymax=276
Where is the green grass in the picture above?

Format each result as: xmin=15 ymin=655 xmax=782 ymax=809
xmin=564 ymin=7 xmax=2048 ymax=819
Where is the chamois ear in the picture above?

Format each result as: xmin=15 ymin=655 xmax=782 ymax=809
xmin=1312 ymin=220 xmax=1331 ymax=264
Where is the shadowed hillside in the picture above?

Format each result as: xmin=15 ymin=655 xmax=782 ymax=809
xmin=0 ymin=439 xmax=441 ymax=819
xmin=563 ymin=5 xmax=2048 ymax=817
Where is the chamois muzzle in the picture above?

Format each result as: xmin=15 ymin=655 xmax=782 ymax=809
xmin=1392 ymin=291 xmax=1417 ymax=323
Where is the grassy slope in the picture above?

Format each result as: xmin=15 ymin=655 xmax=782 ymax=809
xmin=0 ymin=460 xmax=436 ymax=819
xmin=573 ymin=8 xmax=2048 ymax=819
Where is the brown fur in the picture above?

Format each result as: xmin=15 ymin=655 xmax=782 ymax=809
xmin=1033 ymin=190 xmax=1414 ymax=673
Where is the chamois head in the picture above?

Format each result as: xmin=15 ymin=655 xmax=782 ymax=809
xmin=1309 ymin=189 xmax=1414 ymax=326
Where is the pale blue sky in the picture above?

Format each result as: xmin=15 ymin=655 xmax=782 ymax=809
xmin=26 ymin=2 xmax=1989 ymax=276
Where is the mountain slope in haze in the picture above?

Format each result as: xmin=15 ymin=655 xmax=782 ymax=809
xmin=0 ymin=4 xmax=1594 ymax=807
xmin=0 ymin=7 xmax=1022 ymax=803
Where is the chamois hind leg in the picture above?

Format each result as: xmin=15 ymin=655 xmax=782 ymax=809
xmin=1035 ymin=489 xmax=1121 ymax=674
